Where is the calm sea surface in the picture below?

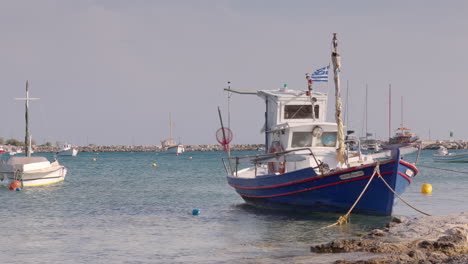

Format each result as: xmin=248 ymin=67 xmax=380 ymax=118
xmin=0 ymin=150 xmax=467 ymax=263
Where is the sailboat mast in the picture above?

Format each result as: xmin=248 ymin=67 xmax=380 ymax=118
xmin=388 ymin=84 xmax=392 ymax=140
xmin=169 ymin=113 xmax=173 ymax=140
xmin=346 ymin=80 xmax=349 ymax=129
xmin=25 ymin=81 xmax=31 ymax=157
xmin=365 ymin=83 xmax=368 ymax=141
xmin=400 ymin=96 xmax=403 ymax=127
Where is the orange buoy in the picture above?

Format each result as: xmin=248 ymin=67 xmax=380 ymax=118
xmin=9 ymin=180 xmax=21 ymax=191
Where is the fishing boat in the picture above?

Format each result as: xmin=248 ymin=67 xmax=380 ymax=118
xmin=0 ymin=81 xmax=67 ymax=187
xmin=160 ymin=113 xmax=184 ymax=154
xmin=220 ymin=34 xmax=419 ymax=216
xmin=57 ymin=143 xmax=78 ymax=156
xmin=433 ymin=146 xmax=468 ymax=163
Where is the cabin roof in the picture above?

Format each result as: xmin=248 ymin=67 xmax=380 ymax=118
xmin=257 ymin=89 xmax=327 ymax=100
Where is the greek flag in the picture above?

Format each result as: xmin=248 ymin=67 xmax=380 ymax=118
xmin=311 ymin=65 xmax=329 ymax=82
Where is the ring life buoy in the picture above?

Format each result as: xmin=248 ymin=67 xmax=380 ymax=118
xmin=268 ymin=141 xmax=286 ymax=174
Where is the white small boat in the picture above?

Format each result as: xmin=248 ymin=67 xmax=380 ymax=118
xmin=433 ymin=146 xmax=468 ymax=163
xmin=57 ymin=144 xmax=78 ymax=156
xmin=0 ymin=81 xmax=67 ymax=188
xmin=1 ymin=157 xmax=67 ymax=186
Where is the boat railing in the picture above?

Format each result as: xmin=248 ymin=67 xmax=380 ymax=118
xmin=222 ymin=148 xmax=322 ymax=177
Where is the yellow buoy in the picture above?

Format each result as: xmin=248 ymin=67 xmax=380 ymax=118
xmin=92 ymin=158 xmax=97 ymax=161
xmin=421 ymin=183 xmax=432 ymax=194
xmin=152 ymin=163 xmax=157 ymax=167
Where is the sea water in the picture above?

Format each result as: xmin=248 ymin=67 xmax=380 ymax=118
xmin=0 ymin=150 xmax=466 ymax=263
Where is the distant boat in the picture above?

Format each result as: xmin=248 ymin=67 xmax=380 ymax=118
xmin=0 ymin=81 xmax=67 ymax=187
xmin=433 ymin=146 xmax=468 ymax=163
xmin=382 ymin=95 xmax=419 ymax=150
xmin=220 ymin=34 xmax=420 ymax=216
xmin=160 ymin=113 xmax=184 ymax=154
xmin=57 ymin=144 xmax=78 ymax=156
xmin=8 ymin=147 xmax=22 ymax=156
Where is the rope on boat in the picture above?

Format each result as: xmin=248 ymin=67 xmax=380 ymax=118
xmin=321 ymin=163 xmax=381 ymax=229
xmin=377 ymin=173 xmax=431 ymax=216
xmin=322 ymin=162 xmax=431 ymax=229
xmin=417 ymin=164 xmax=468 ymax=174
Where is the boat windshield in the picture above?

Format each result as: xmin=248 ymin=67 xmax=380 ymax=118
xmin=291 ymin=131 xmax=337 ymax=148
xmin=284 ymin=105 xmax=319 ymax=119
xmin=313 ymin=132 xmax=337 ymax=147
xmin=291 ymin=132 xmax=312 ymax=148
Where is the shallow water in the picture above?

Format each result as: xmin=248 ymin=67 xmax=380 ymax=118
xmin=0 ymin=150 xmax=466 ymax=263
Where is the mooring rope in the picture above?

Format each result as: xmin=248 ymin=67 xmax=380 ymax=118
xmin=321 ymin=163 xmax=381 ymax=229
xmin=377 ymin=173 xmax=431 ymax=216
xmin=417 ymin=164 xmax=468 ymax=174
xmin=322 ymin=161 xmax=431 ymax=229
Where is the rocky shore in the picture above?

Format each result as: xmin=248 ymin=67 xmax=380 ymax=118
xmin=31 ymin=143 xmax=265 ymax=153
xmin=311 ymin=212 xmax=468 ymax=264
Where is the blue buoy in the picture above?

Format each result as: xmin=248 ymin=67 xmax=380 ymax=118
xmin=15 ymin=187 xmax=21 ymax=191
xmin=192 ymin=209 xmax=200 ymax=215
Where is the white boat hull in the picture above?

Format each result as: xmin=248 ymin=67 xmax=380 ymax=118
xmin=166 ymin=145 xmax=184 ymax=154
xmin=433 ymin=152 xmax=468 ymax=162
xmin=1 ymin=157 xmax=67 ymax=187
xmin=57 ymin=148 xmax=78 ymax=156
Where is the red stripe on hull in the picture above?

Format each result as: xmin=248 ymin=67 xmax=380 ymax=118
xmin=236 ymin=171 xmax=394 ymax=198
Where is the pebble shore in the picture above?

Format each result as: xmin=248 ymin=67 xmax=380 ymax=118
xmin=311 ymin=212 xmax=468 ymax=264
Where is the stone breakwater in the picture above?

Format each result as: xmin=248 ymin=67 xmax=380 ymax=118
xmin=311 ymin=212 xmax=468 ymax=264
xmin=422 ymin=140 xmax=468 ymax=150
xmin=33 ymin=144 xmax=265 ymax=153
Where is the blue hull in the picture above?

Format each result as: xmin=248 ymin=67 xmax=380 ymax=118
xmin=227 ymin=155 xmax=418 ymax=216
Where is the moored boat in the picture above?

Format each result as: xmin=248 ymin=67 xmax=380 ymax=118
xmin=433 ymin=146 xmax=468 ymax=163
xmin=220 ymin=34 xmax=419 ymax=216
xmin=160 ymin=113 xmax=184 ymax=154
xmin=57 ymin=143 xmax=78 ymax=156
xmin=0 ymin=81 xmax=67 ymax=188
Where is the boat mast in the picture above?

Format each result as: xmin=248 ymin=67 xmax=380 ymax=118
xmin=400 ymin=96 xmax=403 ymax=128
xmin=169 ymin=113 xmax=173 ymax=141
xmin=388 ymin=84 xmax=391 ymax=140
xmin=25 ymin=81 xmax=31 ymax=157
xmin=365 ymin=83 xmax=368 ymax=141
xmin=15 ymin=81 xmax=39 ymax=157
xmin=331 ymin=33 xmax=345 ymax=163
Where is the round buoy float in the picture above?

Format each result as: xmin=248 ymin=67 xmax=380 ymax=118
xmin=189 ymin=157 xmax=193 ymax=159
xmin=421 ymin=183 xmax=432 ymax=194
xmin=92 ymin=158 xmax=97 ymax=161
xmin=15 ymin=187 xmax=21 ymax=191
xmin=152 ymin=163 xmax=157 ymax=167
xmin=9 ymin=180 xmax=21 ymax=191
xmin=192 ymin=209 xmax=200 ymax=215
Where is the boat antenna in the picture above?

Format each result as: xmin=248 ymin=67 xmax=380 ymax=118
xmin=331 ymin=33 xmax=345 ymax=163
xmin=15 ymin=80 xmax=40 ymax=157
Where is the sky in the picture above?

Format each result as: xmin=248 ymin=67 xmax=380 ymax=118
xmin=1 ymin=0 xmax=467 ymax=146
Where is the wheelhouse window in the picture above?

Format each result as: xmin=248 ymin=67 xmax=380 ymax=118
xmin=284 ymin=105 xmax=319 ymax=119
xmin=291 ymin=132 xmax=312 ymax=148
xmin=312 ymin=132 xmax=337 ymax=147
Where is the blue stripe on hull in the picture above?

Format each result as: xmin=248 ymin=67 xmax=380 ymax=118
xmin=227 ymin=158 xmax=416 ymax=216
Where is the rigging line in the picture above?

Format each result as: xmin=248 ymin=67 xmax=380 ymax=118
xmin=417 ymin=164 xmax=468 ymax=174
